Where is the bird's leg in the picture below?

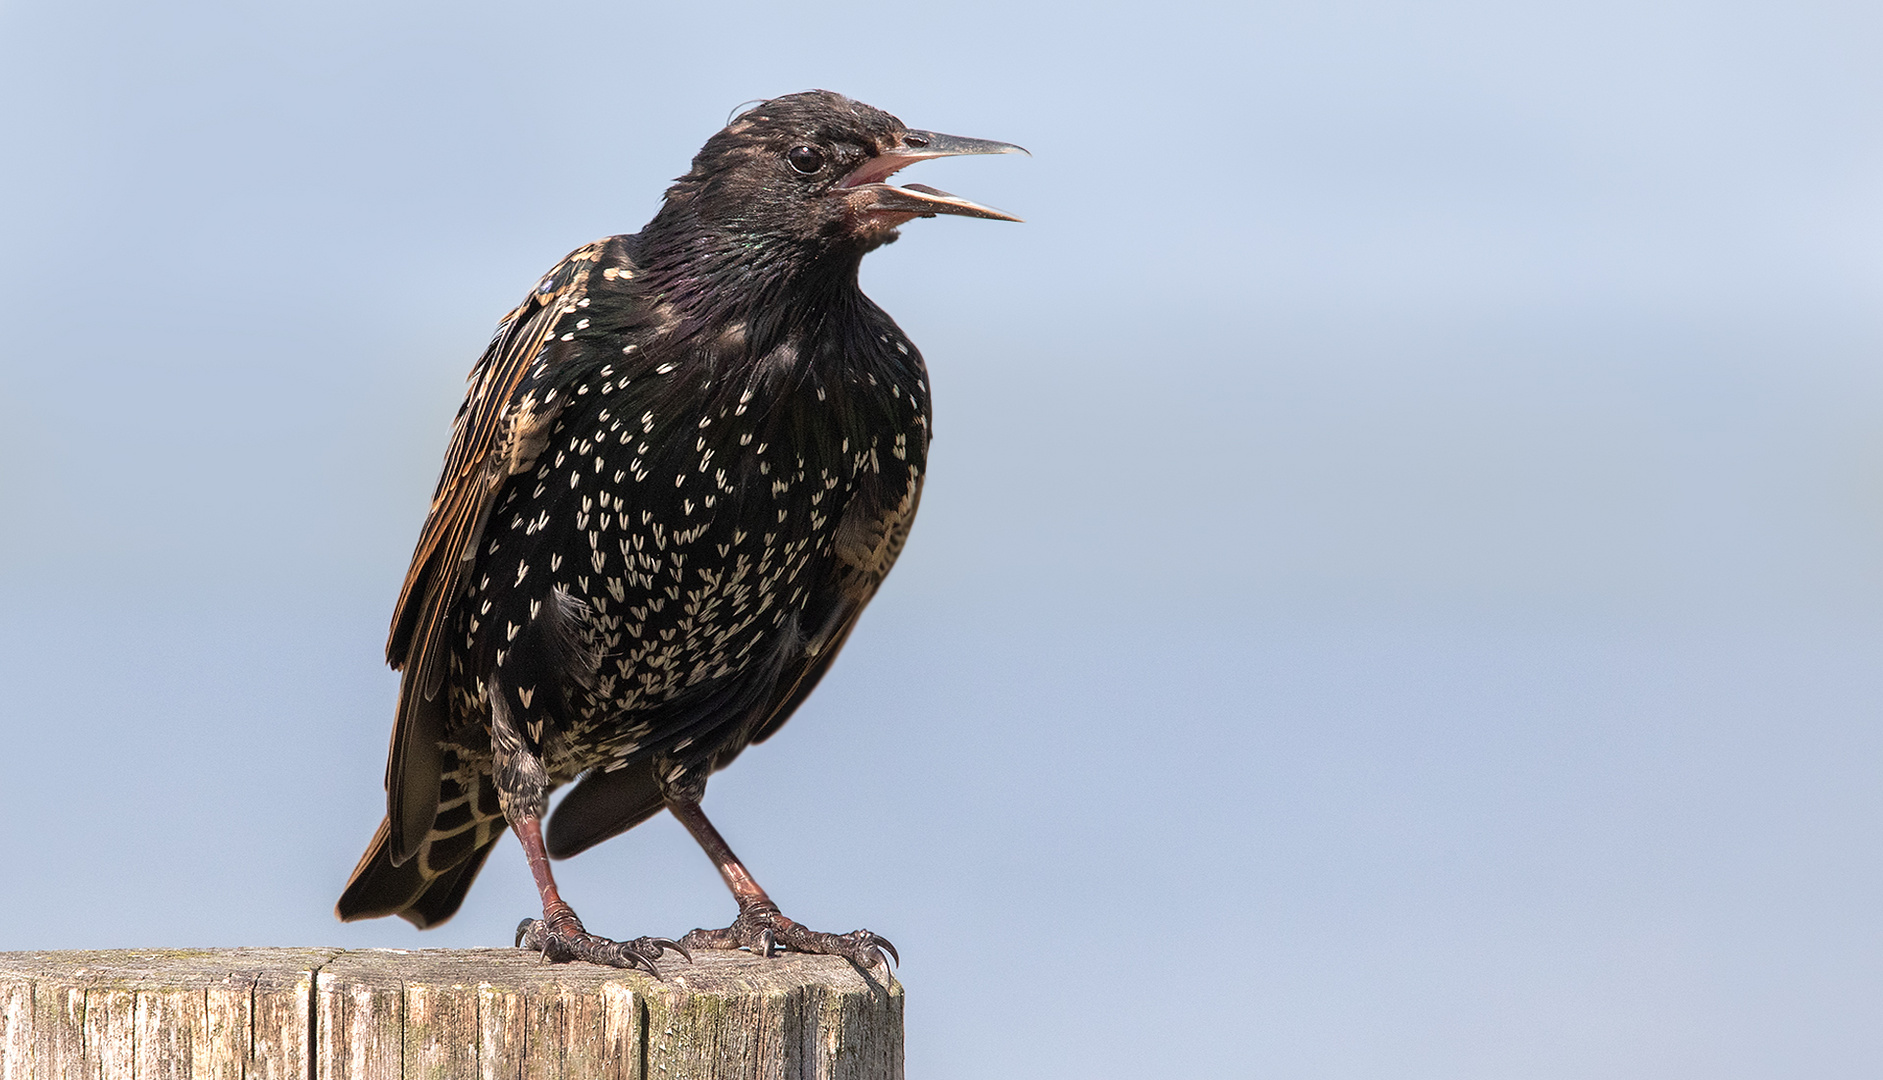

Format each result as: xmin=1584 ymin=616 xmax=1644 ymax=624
xmin=511 ymin=814 xmax=687 ymax=974
xmin=669 ymin=798 xmax=897 ymax=969
xmin=493 ymin=681 xmax=686 ymax=974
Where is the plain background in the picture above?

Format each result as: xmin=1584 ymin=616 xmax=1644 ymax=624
xmin=3 ymin=0 xmax=1881 ymax=1076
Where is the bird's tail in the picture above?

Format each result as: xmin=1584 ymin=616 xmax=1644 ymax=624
xmin=336 ymin=761 xmax=509 ymax=928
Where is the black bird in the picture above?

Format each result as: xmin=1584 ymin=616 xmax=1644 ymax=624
xmin=336 ymin=91 xmax=1022 ymax=971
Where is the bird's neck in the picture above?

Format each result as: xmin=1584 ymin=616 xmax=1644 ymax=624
xmin=632 ymin=207 xmax=868 ymax=349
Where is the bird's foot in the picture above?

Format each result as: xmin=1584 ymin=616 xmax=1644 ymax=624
xmin=679 ymin=902 xmax=897 ymax=969
xmin=516 ymin=911 xmax=690 ymax=976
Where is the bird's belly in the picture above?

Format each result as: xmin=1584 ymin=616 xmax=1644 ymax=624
xmin=456 ymin=411 xmax=869 ymax=774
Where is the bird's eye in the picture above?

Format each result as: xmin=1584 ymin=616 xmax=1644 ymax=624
xmin=786 ymin=146 xmax=826 ymax=174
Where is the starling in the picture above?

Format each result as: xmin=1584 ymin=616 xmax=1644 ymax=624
xmin=336 ymin=90 xmax=1022 ymax=972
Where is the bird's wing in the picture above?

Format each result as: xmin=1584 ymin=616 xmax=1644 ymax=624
xmin=543 ymin=468 xmax=923 ymax=860
xmin=747 ymin=466 xmax=925 ymax=745
xmin=382 ymin=240 xmax=610 ymax=863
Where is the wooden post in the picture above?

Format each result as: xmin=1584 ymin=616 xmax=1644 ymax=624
xmin=0 ymin=947 xmax=902 ymax=1080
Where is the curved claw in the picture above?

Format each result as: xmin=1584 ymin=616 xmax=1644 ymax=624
xmin=870 ymin=935 xmax=899 ymax=968
xmin=679 ymin=907 xmax=901 ymax=969
xmin=512 ymin=916 xmax=685 ymax=977
xmin=649 ymin=937 xmax=693 ymax=963
xmin=621 ymin=949 xmax=662 ymax=979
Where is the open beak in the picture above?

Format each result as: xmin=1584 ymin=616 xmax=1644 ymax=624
xmin=839 ymin=130 xmax=1027 ymax=222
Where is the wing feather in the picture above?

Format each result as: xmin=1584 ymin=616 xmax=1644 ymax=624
xmin=383 ymin=241 xmax=608 ymax=863
xmin=750 ymin=470 xmax=923 ymax=745
xmin=542 ymin=471 xmax=924 ymax=856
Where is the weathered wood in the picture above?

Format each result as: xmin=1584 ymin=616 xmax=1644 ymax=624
xmin=0 ymin=948 xmax=335 ymax=1080
xmin=0 ymin=949 xmax=901 ymax=1080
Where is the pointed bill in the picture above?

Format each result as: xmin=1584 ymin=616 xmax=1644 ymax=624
xmin=839 ymin=129 xmax=1027 ymax=222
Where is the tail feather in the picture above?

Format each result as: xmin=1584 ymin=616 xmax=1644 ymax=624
xmin=337 ymin=766 xmax=509 ymax=927
xmin=545 ymin=758 xmax=666 ymax=860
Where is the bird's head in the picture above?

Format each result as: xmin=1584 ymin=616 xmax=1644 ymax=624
xmin=656 ymin=90 xmax=1024 ymax=257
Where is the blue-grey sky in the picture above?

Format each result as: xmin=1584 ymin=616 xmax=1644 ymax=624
xmin=2 ymin=0 xmax=1880 ymax=1076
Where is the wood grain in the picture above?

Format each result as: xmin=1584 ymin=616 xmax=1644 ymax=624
xmin=0 ymin=948 xmax=333 ymax=1080
xmin=0 ymin=949 xmax=900 ymax=1079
